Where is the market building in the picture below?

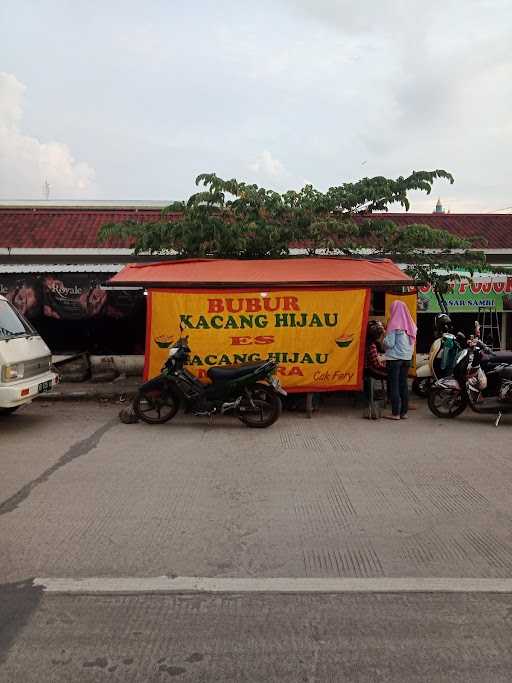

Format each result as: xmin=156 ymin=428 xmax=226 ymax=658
xmin=0 ymin=202 xmax=172 ymax=355
xmin=0 ymin=202 xmax=511 ymax=355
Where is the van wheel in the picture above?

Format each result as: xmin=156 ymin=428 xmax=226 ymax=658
xmin=0 ymin=407 xmax=20 ymax=416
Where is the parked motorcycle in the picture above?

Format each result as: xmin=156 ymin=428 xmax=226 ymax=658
xmin=413 ymin=314 xmax=456 ymax=397
xmin=427 ymin=340 xmax=512 ymax=425
xmin=133 ymin=335 xmax=286 ymax=427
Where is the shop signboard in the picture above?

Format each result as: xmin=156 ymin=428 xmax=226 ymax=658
xmin=417 ymin=277 xmax=512 ymax=313
xmin=145 ymin=288 xmax=370 ymax=391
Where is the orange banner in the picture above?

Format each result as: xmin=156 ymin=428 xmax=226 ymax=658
xmin=145 ymin=288 xmax=370 ymax=392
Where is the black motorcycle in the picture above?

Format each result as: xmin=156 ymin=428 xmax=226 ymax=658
xmin=133 ymin=336 xmax=286 ymax=428
xmin=428 ymin=340 xmax=512 ymax=425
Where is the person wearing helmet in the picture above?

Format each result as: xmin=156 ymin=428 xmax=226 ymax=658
xmin=435 ymin=313 xmax=452 ymax=337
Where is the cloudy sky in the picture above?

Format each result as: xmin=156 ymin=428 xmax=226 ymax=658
xmin=1 ymin=0 xmax=511 ymax=211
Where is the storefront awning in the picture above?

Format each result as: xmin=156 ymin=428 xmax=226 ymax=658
xmin=108 ymin=257 xmax=413 ymax=288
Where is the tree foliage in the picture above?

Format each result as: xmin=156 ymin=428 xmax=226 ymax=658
xmin=98 ymin=169 xmax=489 ymax=290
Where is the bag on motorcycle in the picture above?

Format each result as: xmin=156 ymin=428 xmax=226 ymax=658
xmin=500 ymin=380 xmax=512 ymax=401
xmin=468 ymin=368 xmax=487 ymax=391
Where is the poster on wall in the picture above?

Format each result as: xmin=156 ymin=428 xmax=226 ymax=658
xmin=146 ymin=288 xmax=370 ymax=392
xmin=0 ymin=274 xmax=143 ymax=320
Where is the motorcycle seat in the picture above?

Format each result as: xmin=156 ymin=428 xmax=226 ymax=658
xmin=482 ymin=351 xmax=512 ymax=370
xmin=207 ymin=361 xmax=269 ymax=382
xmin=491 ymin=351 xmax=512 ymax=364
xmin=498 ymin=365 xmax=512 ymax=381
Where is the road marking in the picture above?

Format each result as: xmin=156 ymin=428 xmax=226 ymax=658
xmin=34 ymin=576 xmax=512 ymax=594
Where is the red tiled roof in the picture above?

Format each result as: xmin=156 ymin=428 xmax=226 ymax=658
xmin=365 ymin=213 xmax=512 ymax=249
xmin=0 ymin=207 xmax=177 ymax=249
xmin=0 ymin=207 xmax=510 ymax=250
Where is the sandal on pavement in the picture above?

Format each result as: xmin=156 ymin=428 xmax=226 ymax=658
xmin=383 ymin=414 xmax=401 ymax=421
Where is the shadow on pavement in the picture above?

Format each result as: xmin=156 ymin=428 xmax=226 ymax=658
xmin=0 ymin=578 xmax=44 ymax=666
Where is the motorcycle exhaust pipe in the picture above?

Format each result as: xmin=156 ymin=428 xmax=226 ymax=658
xmin=221 ymin=398 xmax=242 ymax=414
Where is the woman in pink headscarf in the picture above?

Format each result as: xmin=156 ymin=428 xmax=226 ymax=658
xmin=383 ymin=300 xmax=417 ymax=420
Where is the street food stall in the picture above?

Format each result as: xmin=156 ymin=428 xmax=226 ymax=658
xmin=109 ymin=257 xmax=414 ymax=413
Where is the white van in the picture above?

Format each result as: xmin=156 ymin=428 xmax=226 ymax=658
xmin=0 ymin=295 xmax=58 ymax=415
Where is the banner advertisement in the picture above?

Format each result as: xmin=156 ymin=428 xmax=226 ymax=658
xmin=417 ymin=277 xmax=512 ymax=313
xmin=0 ymin=273 xmax=143 ymax=321
xmin=146 ymin=288 xmax=371 ymax=392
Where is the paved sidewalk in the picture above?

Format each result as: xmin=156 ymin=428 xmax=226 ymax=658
xmin=3 ymin=400 xmax=512 ymax=681
xmin=2 ymin=400 xmax=512 ymax=583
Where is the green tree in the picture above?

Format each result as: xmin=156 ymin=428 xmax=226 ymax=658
xmin=98 ymin=170 xmax=488 ymax=293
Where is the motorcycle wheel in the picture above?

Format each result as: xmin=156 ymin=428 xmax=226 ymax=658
xmin=412 ymin=377 xmax=431 ymax=398
xmin=133 ymin=386 xmax=180 ymax=424
xmin=427 ymin=386 xmax=467 ymax=419
xmin=237 ymin=383 xmax=282 ymax=428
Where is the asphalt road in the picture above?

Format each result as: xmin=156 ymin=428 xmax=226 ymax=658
xmin=1 ymin=399 xmax=512 ymax=680
xmin=2 ymin=585 xmax=512 ymax=682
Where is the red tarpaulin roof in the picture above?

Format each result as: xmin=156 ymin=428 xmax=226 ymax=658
xmin=108 ymin=257 xmax=412 ymax=288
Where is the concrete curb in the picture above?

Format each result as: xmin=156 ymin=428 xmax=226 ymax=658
xmin=33 ymin=576 xmax=512 ymax=594
xmin=43 ymin=384 xmax=140 ymax=402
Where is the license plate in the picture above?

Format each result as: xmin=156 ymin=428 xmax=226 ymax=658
xmin=38 ymin=380 xmax=52 ymax=393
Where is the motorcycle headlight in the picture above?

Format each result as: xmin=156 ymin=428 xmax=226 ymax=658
xmin=2 ymin=363 xmax=25 ymax=381
xmin=267 ymin=361 xmax=277 ymax=374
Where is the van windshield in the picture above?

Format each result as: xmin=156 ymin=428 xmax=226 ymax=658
xmin=0 ymin=300 xmax=35 ymax=339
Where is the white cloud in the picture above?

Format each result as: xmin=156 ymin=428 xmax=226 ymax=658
xmin=0 ymin=72 xmax=96 ymax=199
xmin=277 ymin=0 xmax=512 ymax=211
xmin=249 ymin=150 xmax=285 ymax=178
xmin=2 ymin=2 xmax=511 ymax=209
xmin=0 ymin=72 xmax=25 ymax=128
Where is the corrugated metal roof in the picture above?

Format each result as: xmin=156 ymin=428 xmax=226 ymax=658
xmin=0 ymin=264 xmax=123 ymax=273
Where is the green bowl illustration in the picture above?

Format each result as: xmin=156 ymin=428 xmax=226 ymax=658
xmin=335 ymin=335 xmax=354 ymax=348
xmin=155 ymin=336 xmax=175 ymax=349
